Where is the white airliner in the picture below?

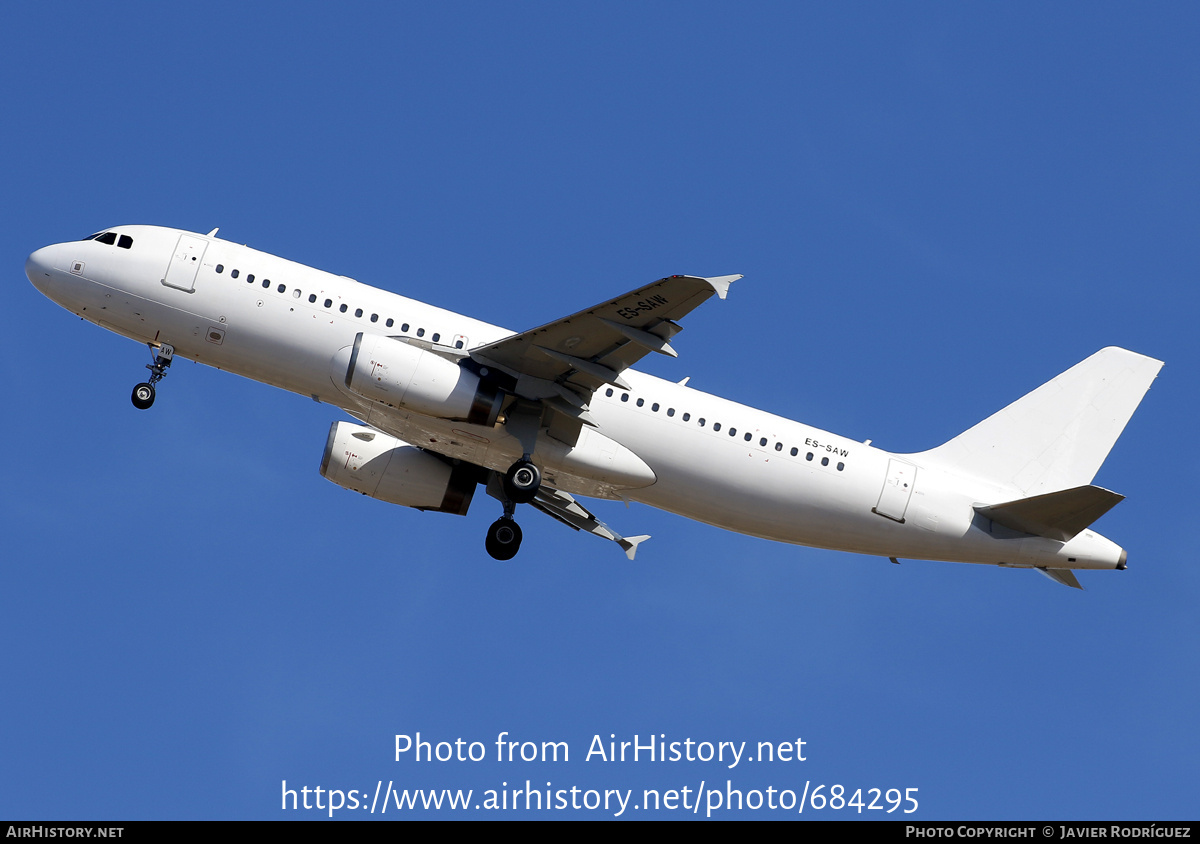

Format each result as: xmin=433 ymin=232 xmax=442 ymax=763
xmin=26 ymin=225 xmax=1162 ymax=587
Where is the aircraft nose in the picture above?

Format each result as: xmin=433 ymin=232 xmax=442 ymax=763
xmin=26 ymin=245 xmax=58 ymax=293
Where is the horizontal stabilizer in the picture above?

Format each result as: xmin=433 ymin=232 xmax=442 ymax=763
xmin=1036 ymin=567 xmax=1084 ymax=590
xmin=975 ymin=485 xmax=1124 ymax=541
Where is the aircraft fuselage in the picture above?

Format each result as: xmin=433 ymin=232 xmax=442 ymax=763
xmin=28 ymin=225 xmax=1153 ymax=580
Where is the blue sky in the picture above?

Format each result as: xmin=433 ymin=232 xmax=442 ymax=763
xmin=3 ymin=2 xmax=1197 ymax=820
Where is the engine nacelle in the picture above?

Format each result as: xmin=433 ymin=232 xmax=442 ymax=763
xmin=345 ymin=332 xmax=501 ymax=425
xmin=319 ymin=421 xmax=476 ymax=515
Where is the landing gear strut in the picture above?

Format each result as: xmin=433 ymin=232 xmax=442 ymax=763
xmin=486 ymin=400 xmax=544 ymax=560
xmin=484 ymin=459 xmax=542 ymax=560
xmin=131 ymin=343 xmax=174 ymax=410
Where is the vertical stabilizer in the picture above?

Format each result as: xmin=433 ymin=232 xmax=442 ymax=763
xmin=919 ymin=347 xmax=1162 ymax=495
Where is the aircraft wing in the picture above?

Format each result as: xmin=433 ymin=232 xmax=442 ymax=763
xmin=484 ymin=472 xmax=649 ymax=559
xmin=530 ymin=487 xmax=650 ymax=561
xmin=470 ymin=274 xmax=740 ymax=406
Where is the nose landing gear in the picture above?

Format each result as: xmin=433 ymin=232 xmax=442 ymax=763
xmin=131 ymin=343 xmax=174 ymax=410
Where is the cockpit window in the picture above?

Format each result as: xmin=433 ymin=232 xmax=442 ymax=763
xmin=82 ymin=231 xmax=133 ymax=248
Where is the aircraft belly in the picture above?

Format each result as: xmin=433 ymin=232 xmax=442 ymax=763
xmin=62 ymin=274 xmax=223 ymax=352
xmin=350 ymin=405 xmax=656 ymax=500
xmin=625 ymin=428 xmax=874 ymax=545
xmin=619 ymin=422 xmax=1107 ymax=566
xmin=153 ymin=285 xmax=359 ymax=399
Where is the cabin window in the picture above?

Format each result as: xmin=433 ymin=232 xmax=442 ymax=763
xmin=651 ymin=403 xmax=659 ymax=412
xmin=759 ymin=437 xmax=767 ymax=446
xmin=697 ymin=417 xmax=704 ymax=426
xmin=821 ymin=457 xmax=829 ymax=466
xmin=713 ymin=422 xmax=721 ymax=431
xmin=386 ymin=318 xmax=394 ymax=327
xmin=324 ymin=299 xmax=332 ymax=308
xmin=667 ymin=408 xmax=675 ymax=417
xmin=682 ymin=413 xmax=690 ymax=422
xmin=309 ymin=294 xmax=317 ymax=303
xmin=117 ymin=235 xmax=133 ymax=249
xmin=636 ymin=398 xmax=644 ymax=407
xmin=292 ymin=289 xmax=301 ymax=298
xmin=401 ymin=323 xmax=410 ymax=332
xmin=775 ymin=442 xmax=783 ymax=452
xmin=261 ymin=279 xmax=269 ymax=288
xmin=729 ymin=427 xmax=737 ymax=437
xmin=278 ymin=284 xmax=287 ymax=294
xmin=339 ymin=304 xmax=348 ymax=313
xmin=216 ymin=264 xmax=224 ymax=273
xmin=416 ymin=328 xmax=425 ymax=337
xmin=837 ymin=462 xmax=844 ymax=471
xmin=355 ymin=308 xmax=363 ymax=317
xmin=432 ymin=333 xmax=441 ymax=343
xmin=248 ymin=274 xmax=255 ymax=284
xmin=605 ymin=388 xmax=614 ymax=397
xmin=231 ymin=269 xmax=240 ymax=279
xmin=806 ymin=452 xmax=814 ymax=461
xmin=455 ymin=339 xmax=464 ymax=349
xmin=791 ymin=447 xmax=799 ymax=456
xmin=621 ymin=393 xmax=629 ymax=402
xmin=370 ymin=314 xmax=378 ymax=323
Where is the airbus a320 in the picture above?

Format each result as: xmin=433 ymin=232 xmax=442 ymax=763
xmin=26 ymin=226 xmax=1162 ymax=588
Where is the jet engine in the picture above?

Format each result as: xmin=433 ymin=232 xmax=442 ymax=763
xmin=319 ymin=421 xmax=477 ymax=515
xmin=344 ymin=332 xmax=502 ymax=425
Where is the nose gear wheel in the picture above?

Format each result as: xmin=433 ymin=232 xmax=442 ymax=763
xmin=130 ymin=343 xmax=175 ymax=410
xmin=131 ymin=382 xmax=156 ymax=410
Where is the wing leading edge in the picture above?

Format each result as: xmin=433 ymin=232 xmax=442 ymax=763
xmin=470 ymin=274 xmax=741 ymax=406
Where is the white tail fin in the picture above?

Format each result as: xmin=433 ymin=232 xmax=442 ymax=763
xmin=919 ymin=347 xmax=1162 ymax=496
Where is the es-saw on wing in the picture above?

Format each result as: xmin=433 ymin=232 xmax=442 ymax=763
xmin=469 ymin=274 xmax=741 ymax=412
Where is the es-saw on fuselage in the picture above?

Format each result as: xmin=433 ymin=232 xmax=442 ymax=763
xmin=26 ymin=225 xmax=1163 ymax=588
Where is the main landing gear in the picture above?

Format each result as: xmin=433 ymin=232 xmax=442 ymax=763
xmin=131 ymin=343 xmax=174 ymax=410
xmin=503 ymin=458 xmax=541 ymax=504
xmin=485 ymin=517 xmax=523 ymax=561
xmin=485 ymin=458 xmax=542 ymax=560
